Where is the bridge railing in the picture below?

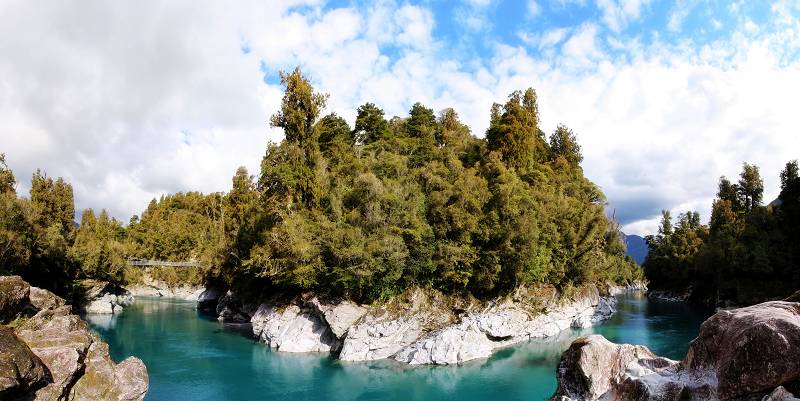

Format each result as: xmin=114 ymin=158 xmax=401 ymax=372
xmin=126 ymin=259 xmax=200 ymax=268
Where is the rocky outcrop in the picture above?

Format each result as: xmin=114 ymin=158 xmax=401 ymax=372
xmin=252 ymin=303 xmax=339 ymax=352
xmin=551 ymin=300 xmax=800 ymax=401
xmin=125 ymin=275 xmax=205 ymax=301
xmin=240 ymin=283 xmax=637 ymax=365
xmin=80 ymin=280 xmax=134 ymax=314
xmin=0 ymin=326 xmax=50 ymax=398
xmin=392 ymin=286 xmax=619 ymax=365
xmin=0 ymin=276 xmax=148 ymax=401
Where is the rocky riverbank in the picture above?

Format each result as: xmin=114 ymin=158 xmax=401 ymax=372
xmin=550 ymin=297 xmax=800 ymax=400
xmin=211 ymin=282 xmax=645 ymax=366
xmin=0 ymin=275 xmax=148 ymax=400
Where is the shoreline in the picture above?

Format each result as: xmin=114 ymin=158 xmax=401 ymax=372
xmin=198 ymin=282 xmax=647 ymax=366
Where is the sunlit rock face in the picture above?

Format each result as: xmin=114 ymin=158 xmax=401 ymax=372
xmin=0 ymin=276 xmax=149 ymax=401
xmin=80 ymin=279 xmax=134 ymax=315
xmin=551 ymin=301 xmax=800 ymax=401
xmin=239 ymin=283 xmax=641 ymax=365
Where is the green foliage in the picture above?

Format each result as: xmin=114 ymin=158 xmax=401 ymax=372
xmin=69 ymin=209 xmax=127 ymax=283
xmin=0 ymin=153 xmax=15 ymax=194
xmin=354 ymin=103 xmax=391 ymax=144
xmin=644 ymin=161 xmax=800 ymax=305
xmin=222 ymin=69 xmax=641 ymax=302
xmin=485 ymin=88 xmax=549 ymax=175
xmin=0 ymin=70 xmax=644 ymax=302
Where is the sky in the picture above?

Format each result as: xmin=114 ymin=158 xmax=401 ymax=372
xmin=0 ymin=0 xmax=799 ymax=236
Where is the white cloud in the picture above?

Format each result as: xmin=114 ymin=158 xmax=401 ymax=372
xmin=528 ymin=1 xmax=541 ymax=17
xmin=597 ymin=0 xmax=652 ymax=32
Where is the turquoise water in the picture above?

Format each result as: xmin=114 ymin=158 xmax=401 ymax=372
xmin=85 ymin=293 xmax=710 ymax=401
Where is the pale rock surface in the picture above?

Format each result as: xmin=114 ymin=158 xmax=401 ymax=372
xmin=80 ymin=280 xmax=134 ymax=315
xmin=251 ymin=303 xmax=338 ymax=352
xmin=395 ymin=285 xmax=621 ymax=365
xmin=306 ymin=297 xmax=368 ymax=339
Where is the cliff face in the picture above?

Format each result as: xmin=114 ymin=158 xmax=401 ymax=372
xmin=551 ymin=299 xmax=800 ymax=401
xmin=0 ymin=275 xmax=148 ymax=401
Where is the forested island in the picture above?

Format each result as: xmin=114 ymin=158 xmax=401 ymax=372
xmin=0 ymin=68 xmax=641 ymax=305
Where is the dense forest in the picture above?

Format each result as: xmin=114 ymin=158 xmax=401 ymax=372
xmin=644 ymin=161 xmax=800 ymax=306
xmin=0 ymin=69 xmax=641 ymax=303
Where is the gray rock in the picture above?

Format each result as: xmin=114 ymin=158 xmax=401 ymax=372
xmin=0 ymin=275 xmax=31 ymax=323
xmin=306 ymin=297 xmax=367 ymax=339
xmin=251 ymin=303 xmax=339 ymax=353
xmin=551 ymin=301 xmax=800 ymax=401
xmin=0 ymin=278 xmax=149 ymax=401
xmin=0 ymin=326 xmax=50 ymax=398
xmin=80 ymin=280 xmax=134 ymax=315
xmin=394 ymin=287 xmax=621 ymax=365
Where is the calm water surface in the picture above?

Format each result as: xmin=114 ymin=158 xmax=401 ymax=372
xmin=85 ymin=293 xmax=710 ymax=401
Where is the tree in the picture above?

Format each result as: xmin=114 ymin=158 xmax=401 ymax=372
xmin=354 ymin=103 xmax=391 ymax=144
xmin=738 ymin=163 xmax=764 ymax=213
xmin=406 ymin=102 xmax=437 ymax=143
xmin=316 ymin=113 xmax=353 ymax=153
xmin=780 ymin=160 xmax=799 ymax=200
xmin=0 ymin=153 xmax=15 ymax=194
xmin=485 ymin=88 xmax=548 ymax=174
xmin=658 ymin=210 xmax=673 ymax=237
xmin=549 ymin=124 xmax=583 ymax=167
xmin=269 ymin=67 xmax=328 ymax=149
xmin=30 ymin=170 xmax=75 ymax=238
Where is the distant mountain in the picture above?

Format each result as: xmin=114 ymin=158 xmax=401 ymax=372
xmin=623 ymin=233 xmax=648 ymax=265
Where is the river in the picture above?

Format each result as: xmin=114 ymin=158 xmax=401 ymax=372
xmin=84 ymin=293 xmax=710 ymax=401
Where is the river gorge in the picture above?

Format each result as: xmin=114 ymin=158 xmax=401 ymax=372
xmin=84 ymin=293 xmax=710 ymax=401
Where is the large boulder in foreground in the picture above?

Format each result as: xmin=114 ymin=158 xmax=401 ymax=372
xmin=0 ymin=276 xmax=148 ymax=401
xmin=0 ymin=326 xmax=50 ymax=398
xmin=551 ymin=301 xmax=800 ymax=401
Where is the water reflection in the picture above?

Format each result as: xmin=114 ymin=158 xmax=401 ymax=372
xmin=86 ymin=294 xmax=711 ymax=401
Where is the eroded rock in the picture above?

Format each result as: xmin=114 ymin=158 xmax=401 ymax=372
xmin=0 ymin=275 xmax=32 ymax=323
xmin=80 ymin=280 xmax=134 ymax=315
xmin=251 ymin=303 xmax=339 ymax=353
xmin=551 ymin=300 xmax=800 ymax=401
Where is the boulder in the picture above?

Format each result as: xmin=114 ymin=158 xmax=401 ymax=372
xmin=0 ymin=326 xmax=50 ymax=397
xmin=684 ymin=301 xmax=800 ymax=399
xmin=551 ymin=301 xmax=800 ymax=401
xmin=216 ymin=291 xmax=255 ymax=323
xmin=339 ymin=313 xmax=427 ymax=361
xmin=251 ymin=303 xmax=339 ymax=353
xmin=0 ymin=277 xmax=149 ymax=400
xmin=70 ymin=340 xmax=148 ymax=401
xmin=197 ymin=287 xmax=223 ymax=312
xmin=80 ymin=280 xmax=134 ymax=315
xmin=0 ymin=275 xmax=31 ymax=323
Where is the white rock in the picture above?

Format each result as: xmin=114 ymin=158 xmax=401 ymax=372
xmin=306 ymin=297 xmax=368 ymax=339
xmin=339 ymin=314 xmax=426 ymax=361
xmin=251 ymin=303 xmax=338 ymax=353
xmin=84 ymin=299 xmax=114 ymax=314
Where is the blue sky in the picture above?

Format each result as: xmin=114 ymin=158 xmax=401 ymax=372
xmin=1 ymin=0 xmax=799 ymax=235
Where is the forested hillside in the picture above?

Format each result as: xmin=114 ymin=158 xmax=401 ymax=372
xmin=0 ymin=69 xmax=641 ymax=302
xmin=644 ymin=161 xmax=800 ymax=306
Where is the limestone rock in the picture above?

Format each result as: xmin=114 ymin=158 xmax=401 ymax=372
xmin=197 ymin=287 xmax=223 ymax=312
xmin=216 ymin=291 xmax=255 ymax=323
xmin=80 ymin=280 xmax=134 ymax=315
xmin=0 ymin=326 xmax=50 ymax=398
xmin=251 ymin=303 xmax=339 ymax=352
xmin=306 ymin=297 xmax=367 ymax=339
xmin=339 ymin=313 xmax=426 ymax=361
xmin=395 ymin=286 xmax=621 ymax=365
